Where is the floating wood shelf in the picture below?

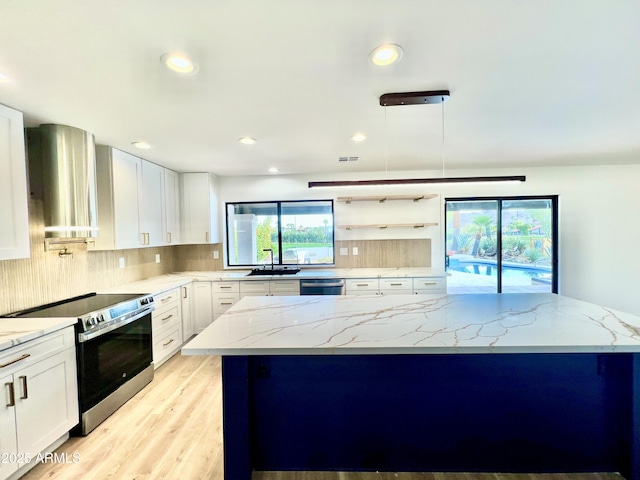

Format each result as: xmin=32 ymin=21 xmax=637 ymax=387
xmin=339 ymin=223 xmax=438 ymax=230
xmin=337 ymin=194 xmax=437 ymax=204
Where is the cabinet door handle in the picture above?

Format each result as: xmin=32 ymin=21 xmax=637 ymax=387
xmin=162 ymin=338 xmax=175 ymax=347
xmin=206 ymin=231 xmax=209 ymax=242
xmin=5 ymin=382 xmax=15 ymax=407
xmin=18 ymin=376 xmax=28 ymax=400
xmin=161 ymin=314 xmax=173 ymax=322
xmin=183 ymin=287 xmax=187 ymax=299
xmin=0 ymin=353 xmax=30 ymax=369
xmin=168 ymin=232 xmax=172 ymax=244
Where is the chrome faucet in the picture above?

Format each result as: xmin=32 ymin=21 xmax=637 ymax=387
xmin=263 ymin=248 xmax=273 ymax=270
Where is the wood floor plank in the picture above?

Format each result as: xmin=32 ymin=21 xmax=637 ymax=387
xmin=19 ymin=353 xmax=625 ymax=480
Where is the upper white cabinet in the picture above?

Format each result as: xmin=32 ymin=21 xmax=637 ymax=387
xmin=0 ymin=104 xmax=30 ymax=260
xmin=139 ymin=159 xmax=165 ymax=247
xmin=95 ymin=146 xmax=178 ymax=250
xmin=163 ymin=168 xmax=181 ymax=245
xmin=180 ymin=173 xmax=219 ymax=244
xmin=95 ymin=146 xmax=143 ymax=250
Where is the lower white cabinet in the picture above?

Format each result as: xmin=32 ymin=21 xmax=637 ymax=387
xmin=193 ymin=282 xmax=214 ymax=334
xmin=345 ymin=278 xmax=380 ymax=295
xmin=0 ymin=326 xmax=78 ymax=480
xmin=379 ymin=278 xmax=412 ymax=295
xmin=213 ymin=281 xmax=240 ymax=321
xmin=152 ymin=288 xmax=183 ymax=368
xmin=181 ymin=284 xmax=194 ymax=341
xmin=412 ymin=277 xmax=447 ymax=294
xmin=239 ymin=280 xmax=300 ymax=298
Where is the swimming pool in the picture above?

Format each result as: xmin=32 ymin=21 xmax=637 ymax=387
xmin=449 ymin=259 xmax=551 ymax=280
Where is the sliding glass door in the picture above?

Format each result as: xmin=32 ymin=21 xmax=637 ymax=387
xmin=445 ymin=196 xmax=558 ymax=294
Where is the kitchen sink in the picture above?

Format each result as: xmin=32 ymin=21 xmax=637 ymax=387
xmin=246 ymin=268 xmax=301 ymax=276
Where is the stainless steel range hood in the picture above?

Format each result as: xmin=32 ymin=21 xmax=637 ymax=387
xmin=30 ymin=124 xmax=98 ymax=239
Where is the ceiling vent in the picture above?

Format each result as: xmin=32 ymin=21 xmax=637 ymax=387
xmin=338 ymin=156 xmax=359 ymax=162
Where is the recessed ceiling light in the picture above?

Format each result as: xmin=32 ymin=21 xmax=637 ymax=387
xmin=351 ymin=133 xmax=367 ymax=142
xmin=268 ymin=167 xmax=279 ymax=173
xmin=238 ymin=137 xmax=257 ymax=145
xmin=0 ymin=73 xmax=11 ymax=84
xmin=132 ymin=141 xmax=151 ymax=149
xmin=160 ymin=53 xmax=199 ymax=74
xmin=369 ymin=44 xmax=404 ymax=66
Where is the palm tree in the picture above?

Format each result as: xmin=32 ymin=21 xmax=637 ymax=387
xmin=473 ymin=215 xmax=493 ymax=238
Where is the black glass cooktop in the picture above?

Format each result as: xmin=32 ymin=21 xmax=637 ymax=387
xmin=5 ymin=293 xmax=145 ymax=318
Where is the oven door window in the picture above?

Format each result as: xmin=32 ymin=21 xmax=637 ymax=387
xmin=77 ymin=313 xmax=152 ymax=411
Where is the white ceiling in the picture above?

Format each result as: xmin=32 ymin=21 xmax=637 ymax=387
xmin=1 ymin=0 xmax=639 ymax=176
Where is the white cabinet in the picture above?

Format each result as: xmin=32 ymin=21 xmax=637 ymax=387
xmin=163 ymin=168 xmax=181 ymax=245
xmin=139 ymin=159 xmax=165 ymax=247
xmin=412 ymin=277 xmax=447 ymax=294
xmin=181 ymin=284 xmax=194 ymax=341
xmin=0 ymin=326 xmax=78 ymax=480
xmin=95 ymin=146 xmax=177 ymax=250
xmin=95 ymin=146 xmax=143 ymax=249
xmin=345 ymin=278 xmax=379 ymax=295
xmin=0 ymin=104 xmax=30 ymax=260
xmin=193 ymin=282 xmax=214 ymax=333
xmin=152 ymin=288 xmax=183 ymax=368
xmin=239 ymin=280 xmax=300 ymax=298
xmin=269 ymin=280 xmax=300 ymax=296
xmin=180 ymin=173 xmax=219 ymax=244
xmin=379 ymin=278 xmax=412 ymax=295
xmin=345 ymin=277 xmax=447 ymax=295
xmin=213 ymin=281 xmax=240 ymax=321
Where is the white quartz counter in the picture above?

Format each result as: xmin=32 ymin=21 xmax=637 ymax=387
xmin=0 ymin=317 xmax=77 ymax=352
xmin=180 ymin=267 xmax=447 ymax=281
xmin=100 ymin=273 xmax=192 ymax=295
xmin=182 ymin=293 xmax=640 ymax=356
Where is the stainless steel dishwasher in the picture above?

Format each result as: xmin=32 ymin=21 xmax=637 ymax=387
xmin=299 ymin=278 xmax=345 ymax=295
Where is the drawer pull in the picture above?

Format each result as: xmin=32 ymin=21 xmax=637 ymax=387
xmin=162 ymin=314 xmax=173 ymax=322
xmin=356 ymin=283 xmax=369 ymax=287
xmin=221 ymin=302 xmax=233 ymax=305
xmin=163 ymin=338 xmax=175 ymax=347
xmin=0 ymin=353 xmax=31 ymax=369
xmin=19 ymin=375 xmax=28 ymax=400
xmin=422 ymin=282 xmax=437 ymax=286
xmin=5 ymin=382 xmax=15 ymax=407
xmin=161 ymin=296 xmax=173 ymax=303
xmin=389 ymin=283 xmax=403 ymax=286
xmin=220 ymin=286 xmax=232 ymax=289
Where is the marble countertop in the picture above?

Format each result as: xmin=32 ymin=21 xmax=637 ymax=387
xmin=100 ymin=273 xmax=192 ymax=295
xmin=180 ymin=267 xmax=448 ymax=281
xmin=182 ymin=293 xmax=640 ymax=356
xmin=0 ymin=318 xmax=77 ymax=352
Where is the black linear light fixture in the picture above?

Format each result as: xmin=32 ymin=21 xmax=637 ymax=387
xmin=308 ymin=90 xmax=526 ymax=188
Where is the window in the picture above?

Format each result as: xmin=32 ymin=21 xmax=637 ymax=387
xmin=445 ymin=196 xmax=558 ymax=294
xmin=226 ymin=200 xmax=334 ymax=267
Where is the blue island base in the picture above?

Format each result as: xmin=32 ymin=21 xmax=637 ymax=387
xmin=222 ymin=353 xmax=640 ymax=479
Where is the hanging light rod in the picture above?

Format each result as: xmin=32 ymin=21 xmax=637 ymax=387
xmin=307 ymin=89 xmax=526 ymax=189
xmin=380 ymin=90 xmax=450 ymax=106
xmin=308 ymin=176 xmax=526 ymax=188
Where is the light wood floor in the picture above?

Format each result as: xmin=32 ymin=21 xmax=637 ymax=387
xmin=21 ymin=353 xmax=624 ymax=480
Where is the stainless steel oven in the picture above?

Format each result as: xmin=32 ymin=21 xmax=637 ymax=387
xmin=4 ymin=293 xmax=155 ymax=435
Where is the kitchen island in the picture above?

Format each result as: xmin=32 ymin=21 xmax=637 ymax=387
xmin=182 ymin=293 xmax=640 ymax=479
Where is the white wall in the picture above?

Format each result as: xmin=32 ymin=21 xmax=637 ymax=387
xmin=219 ymin=164 xmax=640 ymax=315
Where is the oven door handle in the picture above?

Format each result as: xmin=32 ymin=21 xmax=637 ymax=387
xmin=77 ymin=307 xmax=154 ymax=343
